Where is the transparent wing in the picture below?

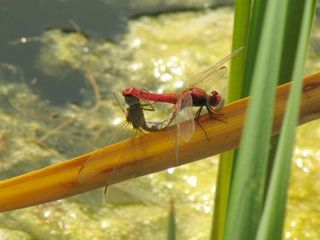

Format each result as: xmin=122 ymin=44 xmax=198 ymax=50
xmin=113 ymin=91 xmax=126 ymax=115
xmin=172 ymin=93 xmax=195 ymax=164
xmin=78 ymin=120 xmax=132 ymax=183
xmin=174 ymin=98 xmax=181 ymax=164
xmin=175 ymin=93 xmax=195 ymax=142
xmin=78 ymin=147 xmax=106 ymax=184
xmin=78 ymin=92 xmax=132 ymax=183
xmin=190 ymin=47 xmax=243 ymax=87
xmin=78 ymin=127 xmax=143 ymax=209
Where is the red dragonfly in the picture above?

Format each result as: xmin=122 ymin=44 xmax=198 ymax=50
xmin=122 ymin=48 xmax=243 ymax=161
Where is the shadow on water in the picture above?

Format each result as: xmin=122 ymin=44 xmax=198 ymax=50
xmin=0 ymin=0 xmax=128 ymax=105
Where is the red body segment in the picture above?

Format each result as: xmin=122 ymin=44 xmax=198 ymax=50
xmin=122 ymin=88 xmax=178 ymax=104
xmin=122 ymin=87 xmax=221 ymax=107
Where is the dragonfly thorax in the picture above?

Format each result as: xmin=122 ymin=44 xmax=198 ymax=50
xmin=124 ymin=95 xmax=145 ymax=129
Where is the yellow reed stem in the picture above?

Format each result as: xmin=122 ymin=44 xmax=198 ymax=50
xmin=0 ymin=72 xmax=319 ymax=212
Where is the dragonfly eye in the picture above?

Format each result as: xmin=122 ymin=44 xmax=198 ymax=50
xmin=208 ymin=90 xmax=221 ymax=106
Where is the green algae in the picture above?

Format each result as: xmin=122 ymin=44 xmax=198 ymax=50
xmin=0 ymin=228 xmax=32 ymax=240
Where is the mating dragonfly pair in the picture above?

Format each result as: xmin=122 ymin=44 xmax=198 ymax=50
xmin=78 ymin=48 xmax=242 ymax=184
xmin=121 ymin=48 xmax=242 ymax=156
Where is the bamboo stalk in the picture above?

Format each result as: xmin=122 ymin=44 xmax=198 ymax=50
xmin=0 ymin=72 xmax=319 ymax=212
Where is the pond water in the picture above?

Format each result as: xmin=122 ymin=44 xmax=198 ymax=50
xmin=0 ymin=1 xmax=319 ymax=239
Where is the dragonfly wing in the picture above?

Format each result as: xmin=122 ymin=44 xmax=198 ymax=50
xmin=190 ymin=47 xmax=243 ymax=87
xmin=78 ymin=129 xmax=143 ymax=206
xmin=174 ymin=98 xmax=182 ymax=164
xmin=176 ymin=93 xmax=195 ymax=142
xmin=113 ymin=91 xmax=127 ymax=115
xmin=78 ymin=148 xmax=112 ymax=184
xmin=78 ymin=120 xmax=130 ymax=183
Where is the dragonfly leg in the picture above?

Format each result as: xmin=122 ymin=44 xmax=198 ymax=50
xmin=195 ymin=105 xmax=203 ymax=119
xmin=104 ymin=186 xmax=109 ymax=202
xmin=196 ymin=118 xmax=210 ymax=141
xmin=195 ymin=106 xmax=210 ymax=141
xmin=141 ymin=99 xmax=155 ymax=111
xmin=206 ymin=105 xmax=226 ymax=122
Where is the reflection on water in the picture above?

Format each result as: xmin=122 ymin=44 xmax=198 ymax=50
xmin=0 ymin=2 xmax=319 ymax=239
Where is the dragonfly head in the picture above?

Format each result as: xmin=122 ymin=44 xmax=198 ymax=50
xmin=208 ymin=90 xmax=222 ymax=107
